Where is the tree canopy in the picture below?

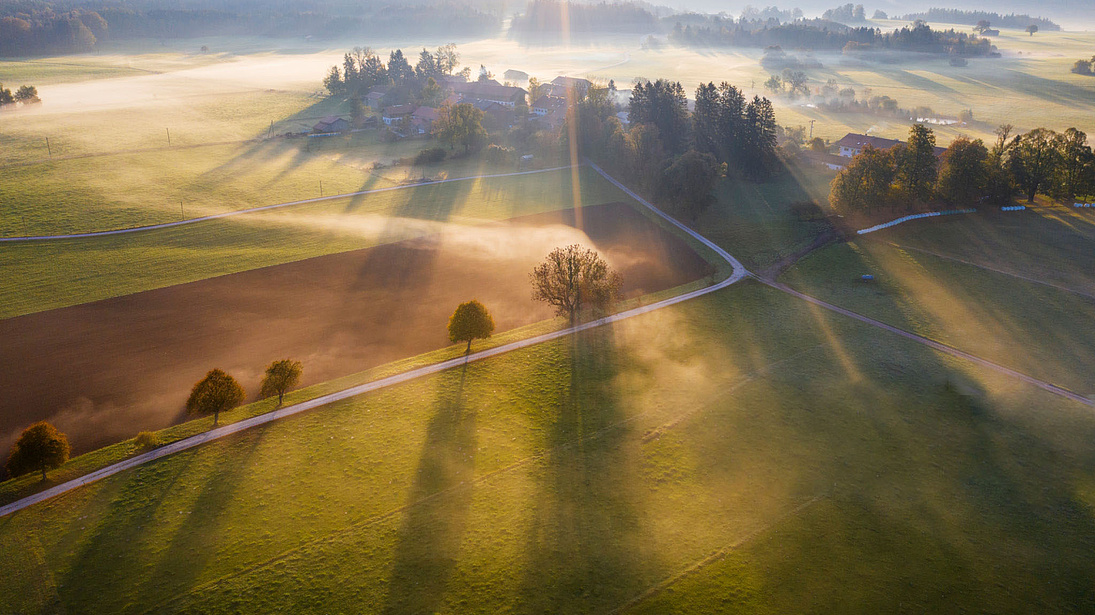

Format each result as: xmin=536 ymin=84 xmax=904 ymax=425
xmin=448 ymin=300 xmax=495 ymax=352
xmin=434 ymin=103 xmax=487 ymax=154
xmin=260 ymin=359 xmax=303 ymax=406
xmin=6 ymin=421 xmax=70 ymax=481
xmin=186 ymin=368 xmax=245 ymax=427
xmin=530 ymin=245 xmax=622 ymax=322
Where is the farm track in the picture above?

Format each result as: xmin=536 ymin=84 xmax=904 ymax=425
xmin=2 ymin=163 xmax=1091 ymax=530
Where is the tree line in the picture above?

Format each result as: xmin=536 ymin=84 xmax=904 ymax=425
xmin=323 ymin=44 xmax=462 ymax=99
xmin=0 ymin=1 xmax=497 ymax=56
xmin=897 ymin=9 xmax=1059 ymax=31
xmin=830 ymin=124 xmax=1095 ymax=216
xmin=0 ymin=83 xmax=39 ymax=106
xmin=671 ymin=19 xmax=994 ymax=56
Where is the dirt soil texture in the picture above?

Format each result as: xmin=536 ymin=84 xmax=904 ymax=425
xmin=0 ymin=202 xmax=709 ymax=456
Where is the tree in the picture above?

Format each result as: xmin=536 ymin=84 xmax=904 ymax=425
xmin=530 ymin=245 xmax=622 ymax=322
xmin=742 ymin=96 xmax=779 ymax=180
xmin=628 ymin=79 xmax=690 ymax=154
xmin=435 ymin=43 xmax=460 ymax=75
xmin=433 ymin=103 xmax=487 ymax=154
xmin=1053 ymin=128 xmax=1094 ymax=200
xmin=895 ymin=124 xmax=938 ymax=202
xmin=1008 ymin=128 xmax=1060 ymax=202
xmin=6 ymin=421 xmax=70 ymax=481
xmin=829 ymin=145 xmax=897 ymax=214
xmin=662 ymin=150 xmax=723 ymax=220
xmin=764 ymin=74 xmax=783 ymax=95
xmin=936 ymin=137 xmax=990 ymax=205
xmin=781 ymin=69 xmax=808 ymax=96
xmin=974 ymin=20 xmax=991 ymax=33
xmin=14 ymin=85 xmax=39 ymax=104
xmin=388 ymin=49 xmax=414 ymax=84
xmin=186 ymin=368 xmax=245 ymax=427
xmin=260 ymin=359 xmax=303 ymax=406
xmin=1026 ymin=25 xmax=1038 ymax=36
xmin=323 ymin=66 xmax=344 ymax=95
xmin=448 ymin=300 xmax=495 ymax=353
xmin=0 ymin=83 xmax=13 ymax=106
xmin=415 ymin=48 xmax=439 ymax=80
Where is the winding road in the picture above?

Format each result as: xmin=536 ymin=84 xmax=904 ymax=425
xmin=1 ymin=162 xmax=1090 ymax=519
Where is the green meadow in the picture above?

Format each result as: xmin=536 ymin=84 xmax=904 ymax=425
xmin=2 ymin=280 xmax=1094 ymax=614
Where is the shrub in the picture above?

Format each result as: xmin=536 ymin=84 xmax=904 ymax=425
xmin=414 ymin=147 xmax=447 ymax=165
xmin=484 ymin=143 xmax=515 ymax=165
xmin=134 ymin=431 xmax=161 ymax=451
xmin=380 ymin=128 xmax=400 ymax=143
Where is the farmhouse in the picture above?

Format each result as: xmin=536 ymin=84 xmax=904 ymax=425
xmin=835 ymin=133 xmax=902 ymax=157
xmin=551 ymin=76 xmax=591 ymax=94
xmin=450 ymin=82 xmax=528 ymax=107
xmin=409 ymin=106 xmax=440 ymax=134
xmin=382 ymin=105 xmax=414 ymax=125
xmin=531 ymin=95 xmax=568 ymax=116
xmin=312 ymin=116 xmax=349 ymax=134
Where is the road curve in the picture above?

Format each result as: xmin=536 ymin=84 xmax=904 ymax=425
xmin=0 ymin=163 xmax=750 ymax=518
xmin=0 ymin=165 xmax=580 ymax=243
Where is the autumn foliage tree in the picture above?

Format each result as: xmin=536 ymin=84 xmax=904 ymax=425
xmin=530 ymin=245 xmax=622 ymax=322
xmin=434 ymin=103 xmax=487 ymax=154
xmin=829 ymin=145 xmax=896 ymax=215
xmin=6 ymin=421 xmax=70 ymax=481
xmin=186 ymin=368 xmax=245 ymax=427
xmin=936 ymin=137 xmax=990 ymax=205
xmin=260 ymin=359 xmax=303 ymax=406
xmin=448 ymin=300 xmax=495 ymax=353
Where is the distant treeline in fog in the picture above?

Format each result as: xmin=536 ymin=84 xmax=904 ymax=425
xmin=897 ymin=8 xmax=1059 ymax=31
xmin=670 ymin=18 xmax=994 ymax=56
xmin=509 ymin=0 xmax=657 ymax=35
xmin=0 ymin=0 xmax=500 ymax=56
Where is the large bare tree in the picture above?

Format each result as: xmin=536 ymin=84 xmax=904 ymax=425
xmin=530 ymin=245 xmax=621 ymax=322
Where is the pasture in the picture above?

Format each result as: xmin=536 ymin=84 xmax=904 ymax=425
xmin=2 ymin=281 xmax=1094 ymax=613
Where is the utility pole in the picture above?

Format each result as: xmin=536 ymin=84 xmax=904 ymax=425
xmin=320 ymin=180 xmax=323 ymax=197
xmin=268 ymin=120 xmax=273 ymax=139
xmin=45 ymin=137 xmax=52 ymax=158
xmin=181 ymin=200 xmax=185 ymax=219
xmin=809 ymin=119 xmax=816 ymax=139
xmin=166 ymin=128 xmax=171 ymax=146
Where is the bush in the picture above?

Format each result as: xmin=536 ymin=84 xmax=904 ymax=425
xmin=134 ymin=431 xmax=161 ymax=451
xmin=380 ymin=128 xmax=400 ymax=143
xmin=484 ymin=143 xmax=515 ymax=165
xmin=414 ymin=147 xmax=447 ymax=165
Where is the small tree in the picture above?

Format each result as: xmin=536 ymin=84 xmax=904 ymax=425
xmin=186 ymin=368 xmax=245 ymax=427
xmin=829 ymin=145 xmax=897 ymax=215
xmin=260 ymin=360 xmax=303 ymax=406
xmin=1026 ymin=25 xmax=1038 ymax=36
xmin=936 ymin=137 xmax=990 ymax=205
xmin=6 ymin=421 xmax=70 ymax=481
xmin=530 ymin=245 xmax=622 ymax=322
xmin=448 ymin=300 xmax=495 ymax=353
xmin=14 ymin=85 xmax=39 ymax=104
xmin=661 ymin=150 xmax=724 ymax=220
xmin=896 ymin=124 xmax=938 ymax=203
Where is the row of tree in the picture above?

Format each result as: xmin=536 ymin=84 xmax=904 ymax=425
xmin=323 ymin=44 xmax=463 ymax=98
xmin=898 ymin=9 xmax=1059 ymax=31
xmin=830 ymin=124 xmax=1095 ymax=216
xmin=6 ymin=249 xmax=622 ymax=483
xmin=1071 ymin=55 xmax=1095 ymax=76
xmin=0 ymin=83 xmax=39 ymax=106
xmin=670 ymin=19 xmax=994 ymax=56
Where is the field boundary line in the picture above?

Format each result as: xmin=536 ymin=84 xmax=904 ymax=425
xmin=0 ymin=138 xmax=255 ymax=170
xmin=0 ymin=165 xmax=750 ymax=518
xmin=610 ymin=495 xmax=824 ymax=614
xmin=757 ymin=279 xmax=1094 ymax=407
xmin=886 ymin=242 xmax=1095 ymax=302
xmin=0 ymin=165 xmax=580 ymax=242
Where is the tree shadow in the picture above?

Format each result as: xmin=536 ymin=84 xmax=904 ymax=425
xmin=380 ymin=365 xmax=477 ymax=614
xmin=516 ymin=327 xmax=648 ymax=613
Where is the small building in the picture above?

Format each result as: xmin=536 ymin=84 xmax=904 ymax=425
xmin=450 ymin=82 xmax=528 ymax=108
xmin=551 ymin=76 xmax=592 ymax=95
xmin=312 ymin=116 xmax=350 ymax=134
xmin=382 ymin=105 xmax=415 ymax=125
xmin=504 ymin=69 xmax=529 ymax=82
xmin=365 ymin=86 xmax=391 ymax=110
xmin=410 ymin=106 xmax=440 ymax=133
xmin=802 ymin=149 xmax=852 ymax=170
xmin=980 ymin=28 xmax=999 ymax=36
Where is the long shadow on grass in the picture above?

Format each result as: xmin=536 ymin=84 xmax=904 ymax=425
xmin=380 ymin=365 xmax=477 ymax=614
xmin=56 ymin=432 xmax=262 ymax=612
xmin=754 ymin=241 xmax=1095 ymax=610
xmin=516 ymin=327 xmax=648 ymax=614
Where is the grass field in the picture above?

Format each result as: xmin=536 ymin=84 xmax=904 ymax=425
xmin=2 ymin=281 xmax=1093 ymax=613
xmin=779 ymin=207 xmax=1095 ymax=396
xmin=0 ymin=165 xmax=623 ymax=318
